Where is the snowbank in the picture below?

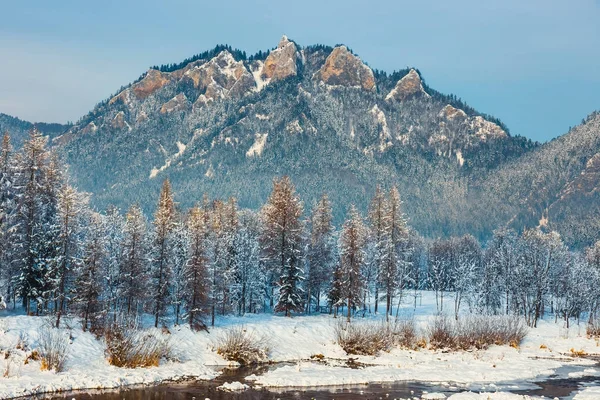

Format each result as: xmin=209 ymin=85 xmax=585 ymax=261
xmin=1 ymin=291 xmax=600 ymax=398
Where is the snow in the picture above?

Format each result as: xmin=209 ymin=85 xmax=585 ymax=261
xmin=251 ymin=61 xmax=270 ymax=92
xmin=456 ymin=151 xmax=464 ymax=166
xmin=2 ymin=291 xmax=600 ymax=399
xmin=575 ymin=385 xmax=600 ymax=399
xmin=149 ymin=141 xmax=187 ymax=179
xmin=370 ymin=105 xmax=392 ymax=152
xmin=218 ymin=381 xmax=249 ymax=391
xmin=246 ymin=133 xmax=268 ymax=157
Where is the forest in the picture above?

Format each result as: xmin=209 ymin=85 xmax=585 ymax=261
xmin=1 ymin=127 xmax=599 ymax=334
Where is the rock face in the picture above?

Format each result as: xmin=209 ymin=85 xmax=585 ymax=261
xmin=110 ymin=70 xmax=171 ymax=105
xmin=314 ymin=46 xmax=375 ymax=90
xmin=439 ymin=104 xmax=468 ymax=121
xmin=261 ymin=35 xmax=297 ymax=81
xmin=386 ymin=69 xmax=429 ymax=101
xmin=470 ymin=116 xmax=507 ymax=139
xmin=183 ymin=51 xmax=255 ymax=104
xmin=160 ymin=94 xmax=188 ymax=114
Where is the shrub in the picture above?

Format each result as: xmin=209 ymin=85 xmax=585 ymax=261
xmin=37 ymin=326 xmax=69 ymax=372
xmin=426 ymin=315 xmax=456 ymax=350
xmin=427 ymin=315 xmax=528 ymax=351
xmin=104 ymin=325 xmax=171 ymax=368
xmin=587 ymin=321 xmax=600 ymax=338
xmin=393 ymin=319 xmax=418 ymax=349
xmin=335 ymin=320 xmax=413 ymax=356
xmin=215 ymin=326 xmax=269 ymax=365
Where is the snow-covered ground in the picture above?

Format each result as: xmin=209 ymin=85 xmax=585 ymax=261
xmin=1 ymin=291 xmax=600 ymax=399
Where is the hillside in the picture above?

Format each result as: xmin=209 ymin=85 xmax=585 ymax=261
xmin=0 ymin=113 xmax=70 ymax=147
xmin=53 ymin=36 xmax=538 ymax=241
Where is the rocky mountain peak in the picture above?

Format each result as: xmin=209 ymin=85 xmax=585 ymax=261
xmin=261 ymin=35 xmax=298 ymax=81
xmin=386 ymin=69 xmax=429 ymax=101
xmin=313 ymin=46 xmax=375 ymax=91
xmin=439 ymin=104 xmax=468 ymax=121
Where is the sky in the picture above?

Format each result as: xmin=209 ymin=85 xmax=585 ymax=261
xmin=1 ymin=0 xmax=599 ymax=142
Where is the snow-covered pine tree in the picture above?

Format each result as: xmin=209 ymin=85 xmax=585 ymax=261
xmin=12 ymin=128 xmax=56 ymax=314
xmin=170 ymin=218 xmax=188 ymax=326
xmin=73 ymin=213 xmax=105 ymax=331
xmin=261 ymin=176 xmax=305 ymax=317
xmin=328 ymin=262 xmax=344 ymax=318
xmin=230 ymin=210 xmax=261 ymax=316
xmin=185 ymin=204 xmax=208 ymax=331
xmin=121 ymin=204 xmax=148 ymax=316
xmin=338 ymin=205 xmax=367 ymax=322
xmin=368 ymin=186 xmax=387 ymax=314
xmin=0 ymin=131 xmax=17 ymax=306
xmin=306 ymin=194 xmax=335 ymax=313
xmin=221 ymin=197 xmax=239 ymax=316
xmin=103 ymin=205 xmax=124 ymax=322
xmin=381 ymin=186 xmax=411 ymax=320
xmin=208 ymin=198 xmax=225 ymax=326
xmin=151 ymin=179 xmax=177 ymax=328
xmin=53 ymin=183 xmax=88 ymax=328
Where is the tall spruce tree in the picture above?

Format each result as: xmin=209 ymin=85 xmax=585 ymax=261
xmin=151 ymin=179 xmax=177 ymax=327
xmin=261 ymin=177 xmax=305 ymax=317
xmin=368 ymin=186 xmax=386 ymax=314
xmin=121 ymin=204 xmax=148 ymax=316
xmin=185 ymin=205 xmax=208 ymax=330
xmin=306 ymin=194 xmax=335 ymax=313
xmin=338 ymin=205 xmax=367 ymax=322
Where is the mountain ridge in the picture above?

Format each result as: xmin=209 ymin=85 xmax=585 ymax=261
xmin=4 ymin=36 xmax=597 ymax=247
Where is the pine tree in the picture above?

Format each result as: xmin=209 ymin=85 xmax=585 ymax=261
xmin=151 ymin=180 xmax=177 ymax=327
xmin=208 ymin=199 xmax=225 ymax=326
xmin=73 ymin=213 xmax=105 ymax=331
xmin=0 ymin=132 xmax=16 ymax=306
xmin=306 ymin=194 xmax=335 ymax=313
xmin=368 ymin=186 xmax=386 ymax=314
xmin=171 ymin=219 xmax=189 ymax=326
xmin=338 ymin=205 xmax=367 ymax=322
xmin=121 ymin=204 xmax=148 ymax=316
xmin=13 ymin=128 xmax=56 ymax=314
xmin=103 ymin=206 xmax=124 ymax=322
xmin=381 ymin=187 xmax=411 ymax=320
xmin=185 ymin=205 xmax=208 ymax=330
xmin=328 ymin=262 xmax=344 ymax=318
xmin=261 ymin=177 xmax=305 ymax=317
xmin=53 ymin=183 xmax=88 ymax=328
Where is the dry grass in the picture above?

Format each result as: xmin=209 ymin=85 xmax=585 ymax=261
xmin=426 ymin=315 xmax=528 ymax=351
xmin=215 ymin=326 xmax=269 ymax=365
xmin=587 ymin=321 xmax=600 ymax=338
xmin=104 ymin=325 xmax=171 ymax=368
xmin=335 ymin=320 xmax=417 ymax=356
xmin=570 ymin=348 xmax=588 ymax=357
xmin=37 ymin=326 xmax=69 ymax=372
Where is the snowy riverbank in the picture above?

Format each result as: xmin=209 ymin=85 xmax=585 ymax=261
xmin=1 ymin=292 xmax=600 ymax=399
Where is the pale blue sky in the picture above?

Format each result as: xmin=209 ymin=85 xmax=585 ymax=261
xmin=1 ymin=0 xmax=599 ymax=142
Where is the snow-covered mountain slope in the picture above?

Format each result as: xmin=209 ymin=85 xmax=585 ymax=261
xmin=43 ymin=36 xmax=545 ymax=242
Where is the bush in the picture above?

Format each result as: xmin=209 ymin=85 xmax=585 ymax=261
xmin=104 ymin=325 xmax=171 ymax=368
xmin=587 ymin=321 xmax=600 ymax=338
xmin=426 ymin=315 xmax=456 ymax=350
xmin=426 ymin=315 xmax=528 ymax=351
xmin=37 ymin=326 xmax=69 ymax=372
xmin=216 ymin=326 xmax=269 ymax=365
xmin=335 ymin=320 xmax=415 ymax=356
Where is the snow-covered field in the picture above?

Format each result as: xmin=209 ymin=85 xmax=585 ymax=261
xmin=1 ymin=292 xmax=600 ymax=399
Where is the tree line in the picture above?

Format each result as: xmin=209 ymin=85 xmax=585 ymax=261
xmin=1 ymin=129 xmax=600 ymax=330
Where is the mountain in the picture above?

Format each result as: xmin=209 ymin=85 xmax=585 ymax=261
xmin=52 ymin=36 xmax=538 ymax=242
xmin=475 ymin=111 xmax=600 ymax=247
xmin=0 ymin=113 xmax=70 ymax=147
xmin=9 ymin=36 xmax=598 ymax=246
